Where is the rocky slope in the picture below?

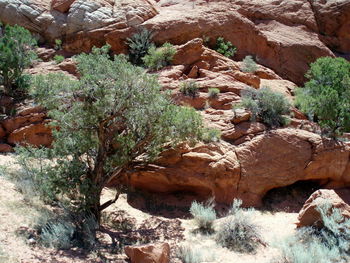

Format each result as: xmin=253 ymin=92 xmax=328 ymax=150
xmin=1 ymin=0 xmax=350 ymax=207
xmin=0 ymin=0 xmax=349 ymax=84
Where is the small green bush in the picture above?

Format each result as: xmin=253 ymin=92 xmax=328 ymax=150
xmin=241 ymin=55 xmax=258 ymax=73
xmin=190 ymin=200 xmax=216 ymax=233
xmin=142 ymin=42 xmax=176 ymax=70
xmin=54 ymin=55 xmax=64 ymax=64
xmin=54 ymin=39 xmax=62 ymax=50
xmin=201 ymin=127 xmax=221 ymax=143
xmin=208 ymin=88 xmax=220 ymax=98
xmin=41 ymin=219 xmax=75 ymax=249
xmin=180 ymin=81 xmax=199 ymax=98
xmin=0 ymin=24 xmax=37 ymax=96
xmin=126 ymin=28 xmax=154 ymax=66
xmin=215 ymin=37 xmax=236 ymax=58
xmin=216 ymin=199 xmax=263 ymax=254
xmin=236 ymin=86 xmax=291 ymax=127
xmin=295 ymin=57 xmax=350 ymax=137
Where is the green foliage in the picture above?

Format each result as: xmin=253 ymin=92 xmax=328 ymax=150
xmin=201 ymin=127 xmax=221 ymax=143
xmin=241 ymin=55 xmax=258 ymax=73
xmin=53 ymin=55 xmax=64 ymax=64
xmin=126 ymin=28 xmax=154 ymax=66
xmin=24 ymin=45 xmax=204 ymax=222
xmin=180 ymin=81 xmax=199 ymax=98
xmin=215 ymin=37 xmax=236 ymax=58
xmin=0 ymin=24 xmax=37 ymax=96
xmin=237 ymin=86 xmax=291 ymax=127
xmin=295 ymin=57 xmax=350 ymax=137
xmin=208 ymin=88 xmax=220 ymax=98
xmin=143 ymin=42 xmax=176 ymax=70
xmin=54 ymin=39 xmax=62 ymax=50
xmin=41 ymin=219 xmax=75 ymax=249
xmin=190 ymin=200 xmax=216 ymax=233
xmin=216 ymin=200 xmax=262 ymax=254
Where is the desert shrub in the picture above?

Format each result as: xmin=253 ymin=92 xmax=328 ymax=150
xmin=41 ymin=219 xmax=75 ymax=249
xmin=54 ymin=39 xmax=62 ymax=50
xmin=217 ymin=199 xmax=262 ymax=253
xmin=142 ymin=42 xmax=176 ymax=70
xmin=21 ymin=45 xmax=204 ymax=227
xmin=236 ymin=86 xmax=291 ymax=127
xmin=190 ymin=200 xmax=216 ymax=233
xmin=0 ymin=24 xmax=37 ymax=96
xmin=295 ymin=57 xmax=350 ymax=137
xmin=54 ymin=55 xmax=64 ymax=64
xmin=241 ymin=55 xmax=258 ymax=73
xmin=201 ymin=127 xmax=221 ymax=143
xmin=208 ymin=88 xmax=220 ymax=98
xmin=177 ymin=244 xmax=216 ymax=263
xmin=180 ymin=81 xmax=199 ymax=98
xmin=273 ymin=201 xmax=350 ymax=263
xmin=215 ymin=37 xmax=236 ymax=58
xmin=126 ymin=28 xmax=154 ymax=66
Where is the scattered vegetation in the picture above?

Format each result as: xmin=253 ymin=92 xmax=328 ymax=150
xmin=190 ymin=200 xmax=216 ymax=233
xmin=177 ymin=244 xmax=215 ymax=263
xmin=216 ymin=199 xmax=263 ymax=254
xmin=241 ymin=55 xmax=258 ymax=73
xmin=126 ymin=28 xmax=154 ymax=66
xmin=273 ymin=201 xmax=350 ymax=263
xmin=19 ymin=45 xmax=204 ymax=229
xmin=180 ymin=81 xmax=199 ymax=98
xmin=236 ymin=86 xmax=291 ymax=127
xmin=296 ymin=57 xmax=350 ymax=137
xmin=201 ymin=127 xmax=221 ymax=143
xmin=54 ymin=39 xmax=62 ymax=50
xmin=215 ymin=37 xmax=236 ymax=58
xmin=53 ymin=55 xmax=64 ymax=64
xmin=0 ymin=24 xmax=37 ymax=96
xmin=142 ymin=42 xmax=176 ymax=70
xmin=208 ymin=87 xmax=220 ymax=98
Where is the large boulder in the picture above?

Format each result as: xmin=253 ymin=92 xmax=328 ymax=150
xmin=125 ymin=243 xmax=170 ymax=263
xmin=297 ymin=189 xmax=350 ymax=227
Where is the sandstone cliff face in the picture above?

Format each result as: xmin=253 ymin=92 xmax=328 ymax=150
xmin=0 ymin=0 xmax=349 ymax=84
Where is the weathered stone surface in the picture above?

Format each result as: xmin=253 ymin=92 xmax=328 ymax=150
xmin=51 ymin=0 xmax=75 ymax=13
xmin=2 ymin=113 xmax=46 ymax=133
xmin=297 ymin=189 xmax=350 ymax=228
xmin=0 ymin=125 xmax=6 ymax=139
xmin=8 ymin=123 xmax=53 ymax=147
xmin=0 ymin=143 xmax=14 ymax=153
xmin=125 ymin=243 xmax=170 ymax=263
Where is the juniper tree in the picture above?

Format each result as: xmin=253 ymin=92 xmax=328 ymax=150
xmin=24 ymin=46 xmax=204 ymax=222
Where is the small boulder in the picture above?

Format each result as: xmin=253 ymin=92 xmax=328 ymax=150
xmin=297 ymin=189 xmax=350 ymax=228
xmin=0 ymin=143 xmax=14 ymax=153
xmin=51 ymin=0 xmax=75 ymax=13
xmin=125 ymin=243 xmax=170 ymax=263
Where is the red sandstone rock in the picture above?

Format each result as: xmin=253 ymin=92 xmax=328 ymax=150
xmin=8 ymin=123 xmax=53 ymax=147
xmin=51 ymin=0 xmax=75 ymax=13
xmin=0 ymin=125 xmax=6 ymax=139
xmin=125 ymin=243 xmax=170 ymax=263
xmin=0 ymin=143 xmax=14 ymax=153
xmin=297 ymin=189 xmax=350 ymax=228
xmin=2 ymin=113 xmax=46 ymax=133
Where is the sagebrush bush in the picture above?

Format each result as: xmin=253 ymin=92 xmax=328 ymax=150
xmin=241 ymin=55 xmax=258 ymax=73
xmin=273 ymin=201 xmax=350 ymax=263
xmin=190 ymin=200 xmax=216 ymax=233
xmin=215 ymin=37 xmax=236 ymax=58
xmin=54 ymin=55 xmax=64 ymax=64
xmin=126 ymin=28 xmax=154 ymax=66
xmin=180 ymin=81 xmax=199 ymax=98
xmin=41 ymin=219 xmax=75 ymax=249
xmin=54 ymin=39 xmax=62 ymax=50
xmin=177 ymin=244 xmax=215 ymax=263
xmin=142 ymin=42 xmax=176 ymax=70
xmin=208 ymin=88 xmax=220 ymax=98
xmin=295 ymin=57 xmax=350 ymax=137
xmin=236 ymin=86 xmax=291 ymax=127
xmin=217 ymin=199 xmax=262 ymax=254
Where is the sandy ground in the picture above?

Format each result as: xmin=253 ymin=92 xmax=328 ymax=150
xmin=0 ymin=154 xmax=299 ymax=263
